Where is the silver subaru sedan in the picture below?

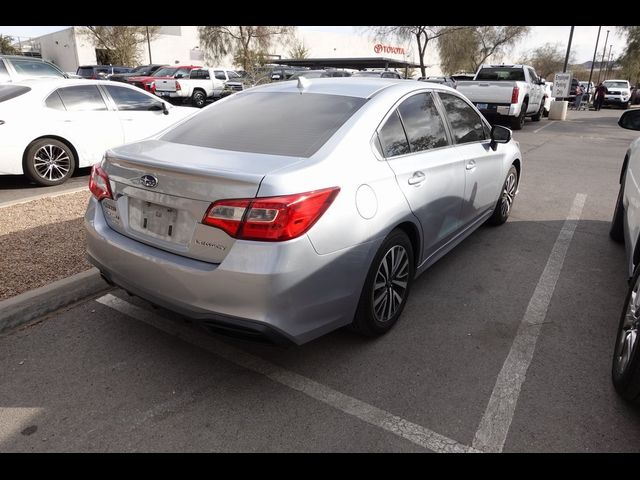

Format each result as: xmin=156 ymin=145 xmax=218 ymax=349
xmin=85 ymin=78 xmax=523 ymax=345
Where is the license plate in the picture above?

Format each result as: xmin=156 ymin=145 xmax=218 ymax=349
xmin=131 ymin=201 xmax=178 ymax=239
xmin=476 ymin=103 xmax=488 ymax=110
xmin=160 ymin=92 xmax=170 ymax=97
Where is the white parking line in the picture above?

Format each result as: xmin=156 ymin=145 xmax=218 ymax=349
xmin=96 ymin=293 xmax=478 ymax=453
xmin=0 ymin=185 xmax=88 ymax=209
xmin=533 ymin=121 xmax=557 ymax=134
xmin=472 ymin=193 xmax=587 ymax=453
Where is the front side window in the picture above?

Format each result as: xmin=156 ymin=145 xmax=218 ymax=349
xmin=438 ymin=93 xmax=486 ymax=144
xmin=57 ymin=85 xmax=107 ymax=111
xmin=175 ymin=68 xmax=191 ymax=78
xmin=104 ymin=85 xmax=159 ymax=111
xmin=12 ymin=59 xmax=65 ymax=78
xmin=378 ymin=110 xmax=410 ymax=157
xmin=161 ymin=92 xmax=367 ymax=158
xmin=397 ymin=93 xmax=448 ymax=152
xmin=214 ymin=71 xmax=226 ymax=80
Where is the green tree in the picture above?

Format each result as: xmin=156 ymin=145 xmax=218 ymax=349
xmin=82 ymin=26 xmax=160 ymax=66
xmin=198 ymin=26 xmax=294 ymax=73
xmin=0 ymin=34 xmax=17 ymax=55
xmin=617 ymin=26 xmax=640 ymax=85
xmin=438 ymin=26 xmax=530 ymax=75
xmin=366 ymin=26 xmax=467 ymax=78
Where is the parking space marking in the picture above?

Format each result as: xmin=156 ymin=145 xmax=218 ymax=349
xmin=533 ymin=121 xmax=556 ymax=134
xmin=472 ymin=193 xmax=587 ymax=453
xmin=96 ymin=294 xmax=478 ymax=453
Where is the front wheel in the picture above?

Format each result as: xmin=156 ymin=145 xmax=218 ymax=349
xmin=24 ymin=138 xmax=76 ymax=186
xmin=612 ymin=265 xmax=640 ymax=403
xmin=488 ymin=165 xmax=518 ymax=226
xmin=351 ymin=229 xmax=415 ymax=337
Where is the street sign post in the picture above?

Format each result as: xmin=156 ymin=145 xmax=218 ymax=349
xmin=553 ymin=72 xmax=572 ymax=99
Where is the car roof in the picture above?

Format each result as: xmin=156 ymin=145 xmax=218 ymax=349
xmin=241 ymin=77 xmax=456 ymax=99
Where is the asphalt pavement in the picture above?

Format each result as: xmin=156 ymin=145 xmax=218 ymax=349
xmin=1 ymin=108 xmax=639 ymax=452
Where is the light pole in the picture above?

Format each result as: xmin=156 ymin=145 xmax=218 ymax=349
xmin=597 ymin=30 xmax=610 ymax=84
xmin=604 ymin=45 xmax=612 ymax=81
xmin=146 ymin=26 xmax=152 ymax=63
xmin=563 ymin=26 xmax=575 ymax=73
xmin=586 ymin=26 xmax=601 ymax=100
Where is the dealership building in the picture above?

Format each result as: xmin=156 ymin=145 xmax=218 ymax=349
xmin=16 ymin=26 xmax=443 ymax=77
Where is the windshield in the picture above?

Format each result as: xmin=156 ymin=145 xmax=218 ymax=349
xmin=227 ymin=71 xmax=241 ymax=79
xmin=161 ymin=92 xmax=367 ymax=158
xmin=152 ymin=67 xmax=177 ymax=77
xmin=12 ymin=58 xmax=65 ymax=78
xmin=352 ymin=72 xmax=380 ymax=77
xmin=475 ymin=67 xmax=525 ymax=81
xmin=604 ymin=81 xmax=629 ymax=89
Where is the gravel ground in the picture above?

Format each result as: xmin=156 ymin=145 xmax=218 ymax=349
xmin=0 ymin=190 xmax=92 ymax=300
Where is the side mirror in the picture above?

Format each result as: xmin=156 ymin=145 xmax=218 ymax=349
xmin=490 ymin=125 xmax=512 ymax=151
xmin=149 ymin=102 xmax=169 ymax=115
xmin=619 ymin=110 xmax=640 ymax=131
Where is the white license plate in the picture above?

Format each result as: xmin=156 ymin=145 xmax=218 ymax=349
xmin=160 ymin=92 xmax=170 ymax=97
xmin=131 ymin=201 xmax=178 ymax=239
xmin=476 ymin=103 xmax=488 ymax=110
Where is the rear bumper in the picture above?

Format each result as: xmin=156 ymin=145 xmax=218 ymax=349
xmin=473 ymin=102 xmax=517 ymax=118
xmin=85 ymin=197 xmax=374 ymax=345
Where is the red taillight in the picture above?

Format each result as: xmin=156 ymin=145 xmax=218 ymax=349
xmin=511 ymin=86 xmax=520 ymax=104
xmin=175 ymin=81 xmax=181 ymax=91
xmin=202 ymin=187 xmax=340 ymax=242
xmin=89 ymin=164 xmax=112 ymax=201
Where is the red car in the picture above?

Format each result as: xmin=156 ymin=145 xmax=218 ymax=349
xmin=126 ymin=65 xmax=201 ymax=93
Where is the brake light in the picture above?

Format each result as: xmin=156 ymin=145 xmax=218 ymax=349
xmin=89 ymin=164 xmax=112 ymax=201
xmin=511 ymin=86 xmax=520 ymax=104
xmin=175 ymin=81 xmax=181 ymax=91
xmin=202 ymin=187 xmax=340 ymax=241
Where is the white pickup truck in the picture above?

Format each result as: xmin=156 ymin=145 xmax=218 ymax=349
xmin=153 ymin=68 xmax=244 ymax=107
xmin=456 ymin=64 xmax=546 ymax=130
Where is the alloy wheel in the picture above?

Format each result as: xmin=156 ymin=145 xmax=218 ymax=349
xmin=615 ymin=277 xmax=640 ymax=376
xmin=33 ymin=144 xmax=71 ymax=182
xmin=372 ymin=245 xmax=410 ymax=323
xmin=500 ymin=172 xmax=518 ymax=217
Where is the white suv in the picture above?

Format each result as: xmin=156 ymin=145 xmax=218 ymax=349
xmin=603 ymin=79 xmax=632 ymax=109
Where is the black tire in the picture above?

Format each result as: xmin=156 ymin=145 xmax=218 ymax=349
xmin=488 ymin=165 xmax=518 ymax=226
xmin=531 ymin=101 xmax=544 ymax=122
xmin=351 ymin=229 xmax=415 ymax=337
xmin=510 ymin=102 xmax=527 ymax=130
xmin=610 ymin=168 xmax=626 ymax=243
xmin=612 ymin=264 xmax=640 ymax=403
xmin=191 ymin=90 xmax=207 ymax=108
xmin=622 ymin=102 xmax=630 ymax=110
xmin=24 ymin=138 xmax=76 ymax=186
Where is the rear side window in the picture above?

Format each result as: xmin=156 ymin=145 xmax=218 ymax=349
xmin=45 ymin=91 xmax=65 ymax=110
xmin=12 ymin=58 xmax=65 ymax=78
xmin=397 ymin=93 xmax=448 ymax=152
xmin=161 ymin=92 xmax=367 ymax=158
xmin=191 ymin=69 xmax=210 ymax=79
xmin=104 ymin=85 xmax=159 ymax=111
xmin=378 ymin=110 xmax=410 ymax=157
xmin=57 ymin=85 xmax=107 ymax=111
xmin=438 ymin=93 xmax=486 ymax=144
xmin=0 ymin=85 xmax=31 ymax=103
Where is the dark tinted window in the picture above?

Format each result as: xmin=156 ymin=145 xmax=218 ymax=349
xmin=153 ymin=67 xmax=177 ymax=77
xmin=190 ymin=69 xmax=210 ymax=79
xmin=57 ymin=85 xmax=107 ymax=111
xmin=12 ymin=58 xmax=65 ymax=78
xmin=161 ymin=92 xmax=367 ymax=158
xmin=214 ymin=70 xmax=226 ymax=80
xmin=378 ymin=110 xmax=410 ymax=157
xmin=0 ymin=60 xmax=9 ymax=82
xmin=77 ymin=66 xmax=94 ymax=77
xmin=0 ymin=85 xmax=31 ymax=103
xmin=438 ymin=93 xmax=486 ymax=144
xmin=475 ymin=67 xmax=525 ymax=81
xmin=397 ymin=93 xmax=448 ymax=152
xmin=104 ymin=85 xmax=159 ymax=111
xmin=44 ymin=91 xmax=65 ymax=110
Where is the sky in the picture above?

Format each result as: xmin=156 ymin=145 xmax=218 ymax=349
xmin=0 ymin=25 xmax=628 ymax=65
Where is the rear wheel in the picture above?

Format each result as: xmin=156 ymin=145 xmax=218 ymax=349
xmin=510 ymin=102 xmax=527 ymax=130
xmin=351 ymin=229 xmax=415 ymax=337
xmin=488 ymin=165 xmax=518 ymax=226
xmin=24 ymin=138 xmax=76 ymax=186
xmin=612 ymin=265 xmax=640 ymax=403
xmin=191 ymin=90 xmax=207 ymax=108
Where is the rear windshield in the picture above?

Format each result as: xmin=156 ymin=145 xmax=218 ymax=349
xmin=0 ymin=85 xmax=31 ymax=103
xmin=77 ymin=67 xmax=94 ymax=77
xmin=161 ymin=92 xmax=367 ymax=157
xmin=475 ymin=67 xmax=525 ymax=81
xmin=152 ymin=67 xmax=177 ymax=77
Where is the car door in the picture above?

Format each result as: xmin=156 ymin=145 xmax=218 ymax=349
xmin=51 ymin=85 xmax=124 ymax=167
xmin=213 ymin=70 xmax=227 ymax=97
xmin=102 ymin=84 xmax=176 ymax=143
xmin=378 ymin=91 xmax=465 ymax=262
xmin=436 ymin=92 xmax=503 ymax=226
xmin=527 ymin=67 xmax=543 ymax=111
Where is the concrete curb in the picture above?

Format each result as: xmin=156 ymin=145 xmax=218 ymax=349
xmin=0 ymin=268 xmax=111 ymax=334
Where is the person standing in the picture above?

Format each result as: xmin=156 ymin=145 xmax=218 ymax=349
xmin=574 ymin=84 xmax=584 ymax=110
xmin=594 ymin=82 xmax=609 ymax=111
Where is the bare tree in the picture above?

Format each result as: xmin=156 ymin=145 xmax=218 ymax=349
xmin=82 ymin=26 xmax=160 ymax=66
xmin=288 ymin=40 xmax=310 ymax=60
xmin=198 ymin=26 xmax=294 ymax=73
xmin=617 ymin=26 xmax=640 ymax=85
xmin=367 ymin=26 xmax=467 ymax=78
xmin=0 ymin=34 xmax=17 ymax=55
xmin=522 ymin=43 xmax=573 ymax=80
xmin=438 ymin=26 xmax=530 ymax=75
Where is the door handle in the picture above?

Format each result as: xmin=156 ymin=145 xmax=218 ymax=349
xmin=408 ymin=171 xmax=426 ymax=186
xmin=466 ymin=160 xmax=477 ymax=171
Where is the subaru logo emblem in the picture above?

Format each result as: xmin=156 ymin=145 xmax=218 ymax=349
xmin=140 ymin=174 xmax=158 ymax=188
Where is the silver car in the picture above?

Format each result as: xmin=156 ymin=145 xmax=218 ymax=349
xmin=85 ymin=78 xmax=523 ymax=345
xmin=609 ymin=108 xmax=640 ymax=402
